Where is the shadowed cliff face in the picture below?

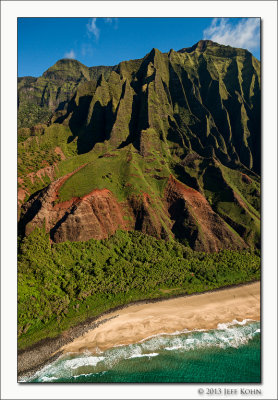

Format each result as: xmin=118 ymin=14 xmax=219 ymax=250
xmin=19 ymin=173 xmax=249 ymax=252
xmin=18 ymin=40 xmax=261 ymax=251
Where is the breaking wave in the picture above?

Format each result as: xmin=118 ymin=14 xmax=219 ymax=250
xmin=22 ymin=320 xmax=260 ymax=383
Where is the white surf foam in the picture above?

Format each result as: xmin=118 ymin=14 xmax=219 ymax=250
xmin=217 ymin=319 xmax=254 ymax=330
xmin=72 ymin=371 xmax=106 ymax=379
xmin=25 ymin=320 xmax=260 ymax=382
xmin=40 ymin=376 xmax=60 ymax=382
xmin=63 ymin=356 xmax=105 ymax=369
xmin=128 ymin=352 xmax=159 ymax=359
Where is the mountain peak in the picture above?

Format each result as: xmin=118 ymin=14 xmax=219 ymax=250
xmin=150 ymin=47 xmax=160 ymax=54
xmin=44 ymin=58 xmax=86 ymax=71
xmin=178 ymin=40 xmax=218 ymax=54
xmin=42 ymin=58 xmax=89 ymax=81
xmin=18 ymin=39 xmax=261 ymax=252
xmin=178 ymin=40 xmax=253 ymax=59
xmin=143 ymin=47 xmax=161 ymax=61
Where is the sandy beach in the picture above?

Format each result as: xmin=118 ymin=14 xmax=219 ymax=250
xmin=61 ymin=281 xmax=260 ymax=355
xmin=18 ymin=282 xmax=260 ymax=378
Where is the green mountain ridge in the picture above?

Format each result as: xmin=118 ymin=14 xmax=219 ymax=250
xmin=17 ymin=39 xmax=261 ymax=351
xmin=18 ymin=39 xmax=260 ymax=251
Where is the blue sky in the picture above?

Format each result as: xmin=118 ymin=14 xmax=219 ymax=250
xmin=18 ymin=17 xmax=260 ymax=77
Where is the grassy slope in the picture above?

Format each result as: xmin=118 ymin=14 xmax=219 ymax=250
xmin=18 ymin=124 xmax=79 ymax=199
xmin=58 ymin=146 xmax=170 ymax=202
xmin=17 ymin=42 xmax=261 ymax=350
xmin=18 ymin=43 xmax=260 ymax=203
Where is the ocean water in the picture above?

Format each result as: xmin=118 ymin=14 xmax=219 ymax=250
xmin=22 ymin=320 xmax=260 ymax=383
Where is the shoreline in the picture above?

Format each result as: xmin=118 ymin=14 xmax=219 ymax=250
xmin=18 ymin=280 xmax=260 ymax=379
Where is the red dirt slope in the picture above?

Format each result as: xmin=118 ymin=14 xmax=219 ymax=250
xmin=165 ymin=176 xmax=247 ymax=252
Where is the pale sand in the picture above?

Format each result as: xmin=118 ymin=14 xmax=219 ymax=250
xmin=61 ymin=282 xmax=260 ymax=355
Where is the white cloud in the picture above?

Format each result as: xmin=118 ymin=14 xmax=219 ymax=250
xmin=104 ymin=17 xmax=112 ymax=24
xmin=87 ymin=18 xmax=100 ymax=40
xmin=104 ymin=17 xmax=118 ymax=28
xmin=81 ymin=43 xmax=94 ymax=57
xmin=64 ymin=49 xmax=76 ymax=59
xmin=203 ymin=18 xmax=260 ymax=52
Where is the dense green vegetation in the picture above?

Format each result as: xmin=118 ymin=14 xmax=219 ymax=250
xmin=18 ymin=228 xmax=260 ymax=350
xmin=17 ymin=124 xmax=81 ymax=198
xmin=18 ymin=60 xmax=115 ymax=131
xmin=17 ymin=41 xmax=261 ymax=352
xmin=18 ymin=103 xmax=52 ymax=129
xmin=18 ymin=124 xmax=78 ymax=174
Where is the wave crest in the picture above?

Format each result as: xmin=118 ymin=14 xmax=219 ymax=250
xmin=24 ymin=320 xmax=260 ymax=382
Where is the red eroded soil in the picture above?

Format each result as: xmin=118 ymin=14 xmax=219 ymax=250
xmin=18 ymin=188 xmax=28 ymax=205
xmin=20 ymin=173 xmax=247 ymax=250
xmin=18 ymin=150 xmax=75 ymax=206
xmin=241 ymin=173 xmax=252 ymax=184
xmin=20 ymin=166 xmax=131 ymax=243
xmin=165 ymin=175 xmax=247 ymax=252
xmin=52 ymin=188 xmax=129 ymax=243
xmin=54 ymin=146 xmax=66 ymax=160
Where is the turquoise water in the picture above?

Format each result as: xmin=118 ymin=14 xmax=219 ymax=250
xmin=23 ymin=320 xmax=260 ymax=383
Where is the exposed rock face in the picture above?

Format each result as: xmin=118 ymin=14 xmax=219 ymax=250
xmin=129 ymin=193 xmax=172 ymax=241
xmin=51 ymin=189 xmax=128 ymax=243
xmin=19 ymin=173 xmax=248 ymax=252
xmin=18 ymin=40 xmax=260 ymax=251
xmin=165 ymin=176 xmax=247 ymax=252
xmin=19 ymin=177 xmax=131 ymax=243
xmin=19 ymin=177 xmax=169 ymax=245
xmin=17 ymin=147 xmax=66 ymax=208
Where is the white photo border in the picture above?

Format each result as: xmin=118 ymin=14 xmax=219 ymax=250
xmin=1 ymin=1 xmax=277 ymax=399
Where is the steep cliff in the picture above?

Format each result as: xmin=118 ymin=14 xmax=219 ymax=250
xmin=18 ymin=40 xmax=261 ymax=250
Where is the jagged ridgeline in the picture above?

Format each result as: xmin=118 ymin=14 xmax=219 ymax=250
xmin=18 ymin=40 xmax=261 ymax=252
